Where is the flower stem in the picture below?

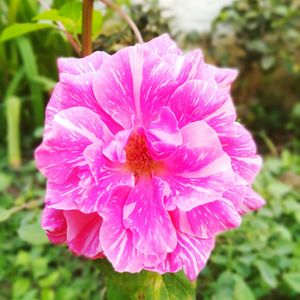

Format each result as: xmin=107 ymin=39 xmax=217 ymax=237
xmin=99 ymin=0 xmax=144 ymax=44
xmin=82 ymin=0 xmax=94 ymax=57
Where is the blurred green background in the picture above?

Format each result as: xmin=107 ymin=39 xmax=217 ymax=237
xmin=0 ymin=0 xmax=300 ymax=299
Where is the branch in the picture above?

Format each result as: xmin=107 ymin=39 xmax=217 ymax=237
xmin=99 ymin=0 xmax=144 ymax=44
xmin=10 ymin=199 xmax=43 ymax=214
xmin=38 ymin=0 xmax=81 ymax=56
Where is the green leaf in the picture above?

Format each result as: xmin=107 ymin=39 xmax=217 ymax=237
xmin=18 ymin=212 xmax=48 ymax=245
xmin=59 ymin=1 xmax=82 ymax=21
xmin=92 ymin=11 xmax=103 ymax=40
xmin=98 ymin=260 xmax=195 ymax=300
xmin=0 ymin=207 xmax=13 ymax=222
xmin=0 ymin=172 xmax=11 ymax=191
xmin=283 ymin=272 xmax=300 ymax=293
xmin=6 ymin=96 xmax=21 ymax=168
xmin=33 ymin=10 xmax=76 ymax=32
xmin=233 ymin=276 xmax=255 ymax=300
xmin=13 ymin=278 xmax=31 ymax=298
xmin=16 ymin=37 xmax=44 ymax=126
xmin=212 ymin=271 xmax=236 ymax=300
xmin=39 ymin=272 xmax=60 ymax=288
xmin=0 ymin=23 xmax=54 ymax=42
xmin=255 ymin=260 xmax=277 ymax=288
xmin=33 ymin=257 xmax=48 ymax=279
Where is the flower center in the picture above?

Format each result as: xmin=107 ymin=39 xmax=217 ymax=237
xmin=125 ymin=134 xmax=162 ymax=176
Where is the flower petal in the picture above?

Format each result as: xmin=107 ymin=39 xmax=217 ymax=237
xmin=93 ymin=45 xmax=176 ymax=128
xmin=171 ymin=199 xmax=241 ymax=239
xmin=154 ymin=232 xmax=215 ymax=280
xmin=239 ymin=187 xmax=266 ymax=214
xmin=169 ymin=80 xmax=229 ymax=128
xmin=164 ymin=121 xmax=231 ymax=175
xmin=173 ymin=233 xmax=215 ymax=280
xmin=64 ymin=210 xmax=103 ymax=258
xmin=146 ymin=106 xmax=182 ymax=159
xmin=164 ymin=49 xmax=204 ymax=84
xmin=143 ymin=33 xmax=182 ymax=57
xmin=213 ymin=122 xmax=262 ymax=183
xmin=162 ymin=121 xmax=234 ymax=211
xmin=57 ymin=51 xmax=109 ymax=75
xmin=45 ymin=172 xmax=81 ymax=210
xmin=35 ymin=107 xmax=109 ymax=183
xmin=123 ymin=177 xmax=177 ymax=256
xmin=77 ymin=143 xmax=134 ymax=213
xmin=52 ymin=73 xmax=122 ymax=134
xmin=42 ymin=206 xmax=67 ymax=244
xmin=100 ymin=186 xmax=145 ymax=272
xmin=231 ymin=155 xmax=262 ymax=184
xmin=207 ymin=65 xmax=238 ymax=88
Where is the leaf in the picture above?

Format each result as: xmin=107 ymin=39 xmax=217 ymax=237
xmin=33 ymin=10 xmax=76 ymax=32
xmin=13 ymin=278 xmax=31 ymax=298
xmin=18 ymin=221 xmax=48 ymax=245
xmin=283 ymin=272 xmax=300 ymax=293
xmin=97 ymin=260 xmax=195 ymax=300
xmin=255 ymin=260 xmax=277 ymax=288
xmin=0 ymin=172 xmax=11 ymax=191
xmin=0 ymin=208 xmax=13 ymax=222
xmin=233 ymin=275 xmax=255 ymax=300
xmin=59 ymin=1 xmax=82 ymax=21
xmin=6 ymin=96 xmax=21 ymax=168
xmin=0 ymin=23 xmax=54 ymax=42
xmin=261 ymin=56 xmax=275 ymax=70
xmin=92 ymin=11 xmax=103 ymax=40
xmin=18 ymin=212 xmax=48 ymax=245
xmin=16 ymin=37 xmax=44 ymax=126
xmin=212 ymin=271 xmax=236 ymax=300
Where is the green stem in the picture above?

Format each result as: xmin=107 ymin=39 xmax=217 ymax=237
xmin=82 ymin=0 xmax=94 ymax=57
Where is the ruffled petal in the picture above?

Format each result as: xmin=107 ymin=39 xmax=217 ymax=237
xmin=164 ymin=120 xmax=232 ymax=176
xmin=171 ymin=199 xmax=241 ymax=239
xmin=123 ymin=177 xmax=177 ymax=256
xmin=163 ymin=49 xmax=204 ymax=84
xmin=102 ymin=130 xmax=131 ymax=163
xmin=57 ymin=51 xmax=109 ymax=75
xmin=64 ymin=210 xmax=103 ymax=258
xmin=35 ymin=107 xmax=109 ymax=183
xmin=207 ymin=65 xmax=238 ymax=88
xmin=143 ymin=33 xmax=182 ymax=57
xmin=213 ymin=122 xmax=262 ymax=183
xmin=162 ymin=121 xmax=234 ymax=211
xmin=46 ymin=73 xmax=122 ymax=134
xmin=100 ymin=186 xmax=145 ymax=272
xmin=93 ymin=45 xmax=176 ymax=129
xmin=231 ymin=155 xmax=262 ymax=184
xmin=169 ymin=80 xmax=229 ymax=128
xmin=45 ymin=172 xmax=81 ymax=210
xmin=42 ymin=206 xmax=67 ymax=244
xmin=154 ymin=232 xmax=215 ymax=280
xmin=146 ymin=106 xmax=182 ymax=159
xmin=238 ymin=187 xmax=266 ymax=214
xmin=76 ymin=143 xmax=134 ymax=213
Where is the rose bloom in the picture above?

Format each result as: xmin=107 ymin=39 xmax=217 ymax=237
xmin=35 ymin=34 xmax=265 ymax=280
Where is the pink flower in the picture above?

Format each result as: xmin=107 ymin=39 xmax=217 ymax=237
xmin=35 ymin=34 xmax=265 ymax=280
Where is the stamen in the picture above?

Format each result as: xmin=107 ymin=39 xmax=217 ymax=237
xmin=124 ymin=134 xmax=162 ymax=176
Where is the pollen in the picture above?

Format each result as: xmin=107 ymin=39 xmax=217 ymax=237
xmin=124 ymin=134 xmax=162 ymax=176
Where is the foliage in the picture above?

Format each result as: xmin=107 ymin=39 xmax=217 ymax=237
xmin=0 ymin=0 xmax=299 ymax=299
xmin=183 ymin=0 xmax=300 ymax=152
xmin=1 ymin=150 xmax=300 ymax=299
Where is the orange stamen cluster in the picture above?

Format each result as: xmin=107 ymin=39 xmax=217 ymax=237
xmin=125 ymin=134 xmax=162 ymax=176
